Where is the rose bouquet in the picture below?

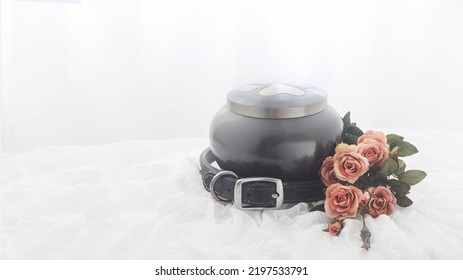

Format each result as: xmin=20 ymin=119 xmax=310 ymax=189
xmin=311 ymin=112 xmax=427 ymax=250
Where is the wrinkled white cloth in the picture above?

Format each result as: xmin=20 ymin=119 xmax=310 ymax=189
xmin=2 ymin=132 xmax=463 ymax=259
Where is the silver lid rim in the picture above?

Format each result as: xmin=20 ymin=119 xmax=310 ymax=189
xmin=227 ymin=98 xmax=327 ymax=119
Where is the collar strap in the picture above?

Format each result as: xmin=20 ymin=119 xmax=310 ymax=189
xmin=199 ymin=148 xmax=325 ymax=210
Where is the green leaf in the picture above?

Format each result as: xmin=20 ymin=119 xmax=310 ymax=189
xmin=396 ymin=159 xmax=406 ymax=175
xmin=309 ymin=203 xmax=326 ymax=212
xmin=381 ymin=159 xmax=398 ymax=177
xmin=388 ymin=179 xmax=411 ymax=196
xmin=346 ymin=125 xmax=364 ymax=137
xmin=356 ymin=174 xmax=373 ymax=189
xmin=386 ymin=134 xmax=404 ymax=144
xmin=343 ymin=133 xmax=359 ymax=145
xmin=369 ymin=165 xmax=382 ymax=173
xmin=372 ymin=172 xmax=387 ymax=186
xmin=341 ymin=112 xmax=350 ymax=140
xmin=396 ymin=141 xmax=419 ymax=157
xmin=396 ymin=195 xmax=413 ymax=207
xmin=342 ymin=112 xmax=351 ymax=128
xmin=398 ymin=170 xmax=427 ymax=186
xmin=342 ymin=125 xmax=364 ymax=144
xmin=341 ymin=112 xmax=351 ymax=138
xmin=389 ymin=141 xmax=399 ymax=150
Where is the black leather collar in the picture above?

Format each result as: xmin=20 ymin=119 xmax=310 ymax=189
xmin=199 ymin=148 xmax=325 ymax=210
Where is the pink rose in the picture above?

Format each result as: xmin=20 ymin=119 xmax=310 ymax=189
xmin=358 ymin=130 xmax=388 ymax=146
xmin=357 ymin=139 xmax=390 ymax=167
xmin=324 ymin=183 xmax=363 ymax=219
xmin=366 ymin=186 xmax=397 ymax=218
xmin=328 ymin=221 xmax=343 ymax=236
xmin=319 ymin=156 xmax=339 ymax=187
xmin=333 ymin=144 xmax=369 ymax=184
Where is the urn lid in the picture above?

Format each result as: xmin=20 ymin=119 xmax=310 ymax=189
xmin=226 ymin=81 xmax=327 ymax=119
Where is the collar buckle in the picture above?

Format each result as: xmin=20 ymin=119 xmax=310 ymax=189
xmin=234 ymin=177 xmax=284 ymax=210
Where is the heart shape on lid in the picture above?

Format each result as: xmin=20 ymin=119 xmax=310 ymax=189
xmin=258 ymin=83 xmax=306 ymax=97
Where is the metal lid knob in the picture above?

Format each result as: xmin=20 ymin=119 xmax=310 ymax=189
xmin=227 ymin=81 xmax=327 ymax=119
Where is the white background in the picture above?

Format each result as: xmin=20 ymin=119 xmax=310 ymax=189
xmin=2 ymin=0 xmax=463 ymax=152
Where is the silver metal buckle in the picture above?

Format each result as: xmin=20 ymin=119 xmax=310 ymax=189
xmin=234 ymin=177 xmax=284 ymax=210
xmin=209 ymin=171 xmax=237 ymax=204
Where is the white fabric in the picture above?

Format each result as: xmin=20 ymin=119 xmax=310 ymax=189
xmin=2 ymin=132 xmax=463 ymax=259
